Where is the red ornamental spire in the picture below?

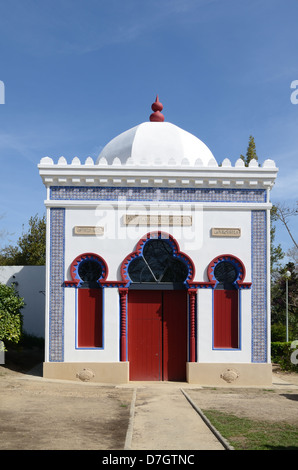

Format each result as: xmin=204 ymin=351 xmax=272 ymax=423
xmin=149 ymin=95 xmax=164 ymax=122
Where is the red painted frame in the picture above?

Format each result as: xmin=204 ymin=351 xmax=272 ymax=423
xmin=120 ymin=231 xmax=195 ymax=284
xmin=207 ymin=254 xmax=251 ymax=289
xmin=64 ymin=252 xmax=109 ymax=287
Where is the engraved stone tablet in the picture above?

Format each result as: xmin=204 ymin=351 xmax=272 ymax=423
xmin=74 ymin=226 xmax=104 ymax=236
xmin=211 ymin=228 xmax=241 ymax=237
xmin=123 ymin=215 xmax=192 ymax=226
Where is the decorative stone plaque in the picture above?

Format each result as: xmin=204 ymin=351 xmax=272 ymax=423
xmin=123 ymin=215 xmax=192 ymax=226
xmin=74 ymin=226 xmax=104 ymax=236
xmin=211 ymin=227 xmax=241 ymax=237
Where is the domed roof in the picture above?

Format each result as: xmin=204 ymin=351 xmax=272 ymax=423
xmin=96 ymin=97 xmax=217 ymax=167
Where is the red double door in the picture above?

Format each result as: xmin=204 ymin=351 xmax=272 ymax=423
xmin=128 ymin=290 xmax=187 ymax=381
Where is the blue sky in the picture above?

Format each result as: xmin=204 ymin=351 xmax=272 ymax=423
xmin=0 ymin=0 xmax=297 ymax=259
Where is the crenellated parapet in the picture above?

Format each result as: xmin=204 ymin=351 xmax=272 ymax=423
xmin=38 ymin=154 xmax=278 ymax=191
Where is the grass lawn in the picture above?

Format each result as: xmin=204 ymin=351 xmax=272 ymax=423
xmin=203 ymin=409 xmax=298 ymax=450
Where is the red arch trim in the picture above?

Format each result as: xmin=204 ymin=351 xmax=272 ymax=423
xmin=64 ymin=252 xmax=109 ymax=287
xmin=120 ymin=231 xmax=195 ymax=283
xmin=207 ymin=254 xmax=251 ymax=289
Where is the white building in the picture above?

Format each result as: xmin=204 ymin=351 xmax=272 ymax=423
xmin=0 ymin=266 xmax=45 ymax=338
xmin=38 ymin=97 xmax=278 ymax=385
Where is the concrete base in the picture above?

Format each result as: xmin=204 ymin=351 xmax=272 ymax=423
xmin=43 ymin=362 xmax=129 ymax=384
xmin=43 ymin=362 xmax=272 ymax=386
xmin=186 ymin=362 xmax=272 ymax=386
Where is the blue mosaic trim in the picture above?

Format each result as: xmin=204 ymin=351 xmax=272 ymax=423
xmin=50 ymin=186 xmax=266 ymax=203
xmin=251 ymin=210 xmax=267 ymax=363
xmin=121 ymin=231 xmax=194 ymax=284
xmin=49 ymin=208 xmax=65 ymax=362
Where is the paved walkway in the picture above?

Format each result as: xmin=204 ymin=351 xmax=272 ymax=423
xmin=120 ymin=383 xmax=226 ymax=450
xmin=120 ymin=373 xmax=298 ymax=451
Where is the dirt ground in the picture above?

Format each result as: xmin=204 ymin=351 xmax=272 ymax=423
xmin=0 ymin=348 xmax=133 ymax=450
xmin=0 ymin=347 xmax=298 ymax=450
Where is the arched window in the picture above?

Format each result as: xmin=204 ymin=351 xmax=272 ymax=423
xmin=78 ymin=259 xmax=103 ymax=288
xmin=121 ymin=232 xmax=194 ymax=286
xmin=214 ymin=261 xmax=238 ymax=290
xmin=68 ymin=253 xmax=108 ymax=348
xmin=128 ymin=239 xmax=189 ymax=283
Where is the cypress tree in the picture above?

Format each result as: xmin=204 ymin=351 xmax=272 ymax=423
xmin=240 ymin=135 xmax=258 ymax=167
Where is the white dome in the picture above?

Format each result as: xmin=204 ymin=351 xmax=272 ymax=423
xmin=96 ymin=121 xmax=217 ymax=167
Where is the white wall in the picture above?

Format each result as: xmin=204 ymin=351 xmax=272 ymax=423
xmin=0 ymin=266 xmax=45 ymax=338
xmin=64 ymin=204 xmax=252 ymax=283
xmin=197 ymin=288 xmax=252 ymax=363
xmin=62 ymin=203 xmax=253 ymax=364
xmin=63 ymin=287 xmax=120 ymax=362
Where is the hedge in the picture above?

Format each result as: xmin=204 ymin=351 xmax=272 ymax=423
xmin=271 ymin=341 xmax=298 ymax=372
xmin=0 ymin=283 xmax=24 ymax=346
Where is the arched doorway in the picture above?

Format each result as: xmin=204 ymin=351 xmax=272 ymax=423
xmin=67 ymin=253 xmax=108 ymax=349
xmin=207 ymin=254 xmax=249 ymax=350
xmin=121 ymin=232 xmax=195 ymax=381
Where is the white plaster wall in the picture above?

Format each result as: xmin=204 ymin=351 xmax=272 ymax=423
xmin=63 ymin=203 xmax=253 ymax=364
xmin=0 ymin=266 xmax=45 ymax=338
xmin=64 ymin=205 xmax=251 ymax=283
xmin=64 ymin=287 xmax=120 ymax=362
xmin=186 ymin=209 xmax=251 ymax=283
xmin=64 ymin=204 xmax=199 ymax=281
xmin=193 ymin=209 xmax=252 ymax=362
xmin=197 ymin=289 xmax=252 ymax=363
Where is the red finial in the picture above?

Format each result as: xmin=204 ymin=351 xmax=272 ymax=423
xmin=150 ymin=95 xmax=164 ymax=122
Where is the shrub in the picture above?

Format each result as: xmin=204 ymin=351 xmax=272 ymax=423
xmin=271 ymin=323 xmax=287 ymax=342
xmin=271 ymin=341 xmax=298 ymax=372
xmin=0 ymin=283 xmax=25 ymax=345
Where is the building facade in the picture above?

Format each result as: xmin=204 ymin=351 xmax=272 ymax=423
xmin=38 ymin=98 xmax=278 ymax=385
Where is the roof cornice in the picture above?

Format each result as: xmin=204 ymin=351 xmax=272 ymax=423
xmin=38 ymin=156 xmax=278 ymax=190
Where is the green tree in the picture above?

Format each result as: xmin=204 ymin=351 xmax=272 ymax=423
xmin=271 ymin=262 xmax=298 ymax=341
xmin=240 ymin=135 xmax=258 ymax=166
xmin=0 ymin=214 xmax=46 ymax=266
xmin=0 ymin=283 xmax=24 ymax=344
xmin=270 ymin=202 xmax=297 ymax=340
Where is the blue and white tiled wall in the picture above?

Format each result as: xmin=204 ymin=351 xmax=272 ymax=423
xmin=251 ymin=210 xmax=267 ymax=363
xmin=49 ymin=208 xmax=65 ymax=362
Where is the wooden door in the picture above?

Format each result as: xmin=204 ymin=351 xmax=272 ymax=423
xmin=128 ymin=291 xmax=162 ymax=380
xmin=213 ymin=290 xmax=238 ymax=348
xmin=163 ymin=290 xmax=187 ymax=381
xmin=78 ymin=288 xmax=103 ymax=348
xmin=128 ymin=290 xmax=187 ymax=381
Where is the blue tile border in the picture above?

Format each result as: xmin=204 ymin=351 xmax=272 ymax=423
xmin=251 ymin=210 xmax=267 ymax=363
xmin=49 ymin=208 xmax=65 ymax=362
xmin=50 ymin=186 xmax=266 ymax=203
